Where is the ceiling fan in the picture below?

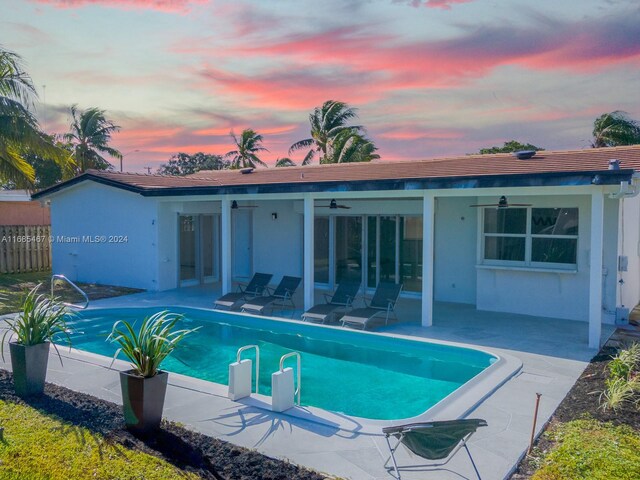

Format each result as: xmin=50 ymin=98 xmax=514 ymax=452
xmin=315 ymin=199 xmax=351 ymax=210
xmin=231 ymin=200 xmax=258 ymax=209
xmin=470 ymin=196 xmax=532 ymax=208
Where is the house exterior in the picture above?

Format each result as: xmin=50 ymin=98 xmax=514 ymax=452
xmin=0 ymin=190 xmax=50 ymax=226
xmin=32 ymin=145 xmax=640 ymax=348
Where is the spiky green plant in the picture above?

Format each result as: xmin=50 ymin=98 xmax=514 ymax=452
xmin=108 ymin=311 xmax=199 ymax=378
xmin=1 ymin=284 xmax=72 ymax=360
xmin=599 ymin=376 xmax=636 ymax=412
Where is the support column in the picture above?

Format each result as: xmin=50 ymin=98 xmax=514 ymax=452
xmin=589 ymin=191 xmax=604 ymax=349
xmin=303 ymin=196 xmax=315 ymax=311
xmin=422 ymin=192 xmax=435 ymax=327
xmin=221 ymin=198 xmax=232 ymax=295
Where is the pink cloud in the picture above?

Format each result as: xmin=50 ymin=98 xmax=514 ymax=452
xmin=424 ymin=0 xmax=474 ymax=9
xmin=30 ymin=0 xmax=207 ymax=13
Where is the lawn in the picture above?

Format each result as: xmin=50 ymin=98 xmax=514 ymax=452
xmin=0 ymin=271 xmax=142 ymax=315
xmin=0 ymin=399 xmax=199 ymax=480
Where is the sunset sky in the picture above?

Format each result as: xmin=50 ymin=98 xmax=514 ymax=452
xmin=3 ymin=0 xmax=640 ymax=171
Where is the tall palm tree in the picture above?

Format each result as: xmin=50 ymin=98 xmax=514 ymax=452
xmin=64 ymin=105 xmax=122 ymax=173
xmin=327 ymin=130 xmax=380 ymax=164
xmin=275 ymin=157 xmax=296 ymax=167
xmin=289 ymin=100 xmax=363 ymax=165
xmin=224 ymin=129 xmax=268 ymax=169
xmin=0 ymin=47 xmax=65 ymax=186
xmin=592 ymin=111 xmax=640 ymax=148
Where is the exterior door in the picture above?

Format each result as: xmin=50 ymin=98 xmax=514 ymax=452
xmin=179 ymin=214 xmax=219 ymax=286
xmin=232 ymin=210 xmax=253 ymax=279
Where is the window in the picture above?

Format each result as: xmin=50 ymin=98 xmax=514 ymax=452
xmin=482 ymin=207 xmax=578 ymax=268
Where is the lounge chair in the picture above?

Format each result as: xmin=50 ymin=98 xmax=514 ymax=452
xmin=213 ymin=272 xmax=272 ymax=310
xmin=241 ymin=276 xmax=302 ymax=315
xmin=383 ymin=419 xmax=488 ymax=480
xmin=301 ymin=282 xmax=360 ymax=324
xmin=341 ymin=282 xmax=402 ymax=330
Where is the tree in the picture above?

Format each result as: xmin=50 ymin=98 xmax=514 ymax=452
xmin=289 ymin=100 xmax=365 ymax=165
xmin=224 ymin=129 xmax=268 ymax=169
xmin=157 ymin=152 xmax=229 ymax=176
xmin=327 ymin=130 xmax=379 ymax=163
xmin=0 ymin=47 xmax=66 ymax=187
xmin=592 ymin=111 xmax=640 ymax=148
xmin=64 ymin=105 xmax=122 ymax=173
xmin=478 ymin=140 xmax=544 ymax=154
xmin=275 ymin=157 xmax=296 ymax=167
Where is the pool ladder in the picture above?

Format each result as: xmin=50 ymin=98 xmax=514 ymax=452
xmin=51 ymin=274 xmax=89 ymax=309
xmin=227 ymin=345 xmax=302 ymax=412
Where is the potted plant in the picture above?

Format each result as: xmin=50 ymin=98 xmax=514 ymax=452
xmin=108 ymin=310 xmax=199 ymax=433
xmin=1 ymin=285 xmax=72 ymax=397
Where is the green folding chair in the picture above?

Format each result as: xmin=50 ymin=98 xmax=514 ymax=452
xmin=383 ymin=418 xmax=487 ymax=480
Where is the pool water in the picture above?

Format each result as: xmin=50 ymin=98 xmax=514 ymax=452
xmin=67 ymin=307 xmax=495 ymax=420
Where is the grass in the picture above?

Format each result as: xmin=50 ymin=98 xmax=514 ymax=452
xmin=0 ymin=399 xmax=198 ymax=480
xmin=0 ymin=271 xmax=142 ymax=315
xmin=532 ymin=418 xmax=640 ymax=480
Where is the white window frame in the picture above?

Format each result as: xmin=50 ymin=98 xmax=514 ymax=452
xmin=480 ymin=206 xmax=579 ymax=270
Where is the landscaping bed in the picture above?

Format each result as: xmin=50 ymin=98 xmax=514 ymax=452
xmin=0 ymin=369 xmax=329 ymax=480
xmin=0 ymin=271 xmax=142 ymax=315
xmin=511 ymin=335 xmax=640 ymax=479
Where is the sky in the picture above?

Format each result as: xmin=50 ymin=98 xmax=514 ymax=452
xmin=2 ymin=0 xmax=640 ymax=172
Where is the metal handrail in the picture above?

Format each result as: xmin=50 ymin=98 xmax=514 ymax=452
xmin=236 ymin=345 xmax=260 ymax=394
xmin=279 ymin=351 xmax=301 ymax=406
xmin=51 ymin=274 xmax=89 ymax=309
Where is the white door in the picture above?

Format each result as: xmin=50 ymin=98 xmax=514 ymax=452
xmin=232 ymin=210 xmax=252 ymax=279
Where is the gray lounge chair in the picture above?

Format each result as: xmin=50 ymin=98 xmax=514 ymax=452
xmin=241 ymin=276 xmax=302 ymax=315
xmin=341 ymin=282 xmax=402 ymax=329
xmin=301 ymin=282 xmax=360 ymax=324
xmin=213 ymin=272 xmax=272 ymax=310
xmin=383 ymin=419 xmax=488 ymax=480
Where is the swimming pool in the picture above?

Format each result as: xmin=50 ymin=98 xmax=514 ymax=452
xmin=67 ymin=307 xmax=497 ymax=421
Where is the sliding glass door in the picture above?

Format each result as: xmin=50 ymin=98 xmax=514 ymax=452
xmin=179 ymin=214 xmax=219 ymax=286
xmin=318 ymin=214 xmax=422 ymax=294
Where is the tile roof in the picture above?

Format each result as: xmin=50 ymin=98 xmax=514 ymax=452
xmin=33 ymin=145 xmax=640 ymax=198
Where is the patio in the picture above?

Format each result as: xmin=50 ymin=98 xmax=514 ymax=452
xmin=12 ymin=284 xmax=613 ymax=479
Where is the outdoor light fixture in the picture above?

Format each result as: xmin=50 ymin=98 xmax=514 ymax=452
xmin=329 ymin=199 xmax=338 ymax=209
xmin=272 ymin=212 xmax=278 ymax=220
xmin=498 ymin=196 xmax=508 ymax=208
xmin=231 ymin=200 xmax=238 ymax=209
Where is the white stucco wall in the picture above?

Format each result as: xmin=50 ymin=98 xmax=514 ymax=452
xmin=475 ymin=194 xmax=619 ymax=323
xmin=49 ymin=182 xmax=159 ymax=290
xmin=434 ymin=197 xmax=477 ymax=304
xmin=252 ymin=200 xmax=303 ymax=282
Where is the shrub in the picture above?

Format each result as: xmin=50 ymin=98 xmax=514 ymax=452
xmin=1 ymin=284 xmax=72 ymax=361
xmin=108 ymin=310 xmax=199 ymax=378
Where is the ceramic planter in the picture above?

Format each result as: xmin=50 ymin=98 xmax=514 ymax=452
xmin=119 ymin=369 xmax=168 ymax=432
xmin=9 ymin=341 xmax=50 ymax=397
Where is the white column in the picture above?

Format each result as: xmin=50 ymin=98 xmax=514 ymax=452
xmin=303 ymin=196 xmax=315 ymax=311
xmin=589 ymin=191 xmax=604 ymax=349
xmin=221 ymin=198 xmax=232 ymax=295
xmin=422 ymin=193 xmax=435 ymax=327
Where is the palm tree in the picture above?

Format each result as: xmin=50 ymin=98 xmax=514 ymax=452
xmin=275 ymin=157 xmax=296 ymax=167
xmin=0 ymin=47 xmax=65 ymax=186
xmin=224 ymin=129 xmax=268 ymax=169
xmin=592 ymin=111 xmax=640 ymax=148
xmin=289 ymin=100 xmax=363 ymax=165
xmin=64 ymin=105 xmax=122 ymax=173
xmin=327 ymin=130 xmax=380 ymax=164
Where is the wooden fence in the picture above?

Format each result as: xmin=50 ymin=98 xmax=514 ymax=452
xmin=0 ymin=225 xmax=52 ymax=274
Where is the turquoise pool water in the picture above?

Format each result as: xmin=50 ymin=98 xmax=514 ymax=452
xmin=67 ymin=307 xmax=495 ymax=420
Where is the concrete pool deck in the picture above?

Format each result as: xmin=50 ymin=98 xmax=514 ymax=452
xmin=0 ymin=286 xmax=615 ymax=479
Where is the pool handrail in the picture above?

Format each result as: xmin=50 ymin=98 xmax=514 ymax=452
xmin=51 ymin=274 xmax=89 ymax=309
xmin=279 ymin=351 xmax=301 ymax=406
xmin=236 ymin=344 xmax=260 ymax=394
